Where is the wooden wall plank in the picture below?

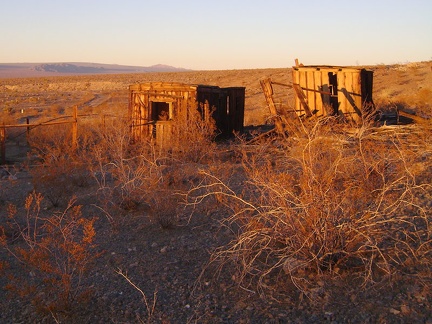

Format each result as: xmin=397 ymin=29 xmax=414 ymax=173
xmin=314 ymin=70 xmax=324 ymax=116
xmin=337 ymin=72 xmax=347 ymax=120
xmin=306 ymin=70 xmax=315 ymax=115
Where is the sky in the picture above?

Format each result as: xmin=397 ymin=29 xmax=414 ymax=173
xmin=0 ymin=0 xmax=431 ymax=70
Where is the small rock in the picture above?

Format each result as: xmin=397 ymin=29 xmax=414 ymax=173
xmin=400 ymin=305 xmax=410 ymax=315
xmin=389 ymin=308 xmax=400 ymax=315
xmin=160 ymin=246 xmax=168 ymax=253
xmin=324 ymin=311 xmax=334 ymax=320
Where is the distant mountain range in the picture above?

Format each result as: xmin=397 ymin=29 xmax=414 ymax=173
xmin=0 ymin=62 xmax=191 ymax=78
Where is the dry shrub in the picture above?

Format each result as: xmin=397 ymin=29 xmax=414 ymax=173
xmin=87 ymin=118 xmax=161 ymax=211
xmin=189 ymin=118 xmax=432 ymax=296
xmin=86 ymin=118 xmax=178 ymax=228
xmin=166 ymin=103 xmax=218 ymax=163
xmin=28 ymin=123 xmax=90 ymax=207
xmin=88 ymin=109 xmax=216 ymax=228
xmin=0 ymin=192 xmax=98 ymax=320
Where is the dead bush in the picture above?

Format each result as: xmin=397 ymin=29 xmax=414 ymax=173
xmin=88 ymin=111 xmax=214 ymax=228
xmin=188 ymin=118 xmax=432 ymax=297
xmin=0 ymin=192 xmax=99 ymax=321
xmin=28 ymin=123 xmax=90 ymax=207
xmin=87 ymin=118 xmax=161 ymax=214
xmin=165 ymin=103 xmax=219 ymax=163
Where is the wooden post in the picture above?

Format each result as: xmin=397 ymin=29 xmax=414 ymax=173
xmin=260 ymin=78 xmax=285 ymax=135
xmin=292 ymin=84 xmax=313 ymax=117
xmin=1 ymin=124 xmax=5 ymax=165
xmin=72 ymin=105 xmax=78 ymax=150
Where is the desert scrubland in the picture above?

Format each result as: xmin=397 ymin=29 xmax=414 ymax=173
xmin=0 ymin=61 xmax=431 ymax=323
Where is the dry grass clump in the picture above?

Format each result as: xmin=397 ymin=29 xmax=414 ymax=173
xmin=189 ymin=118 xmax=432 ymax=296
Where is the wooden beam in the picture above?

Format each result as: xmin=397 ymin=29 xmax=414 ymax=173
xmin=398 ymin=110 xmax=428 ymax=124
xmin=2 ymin=119 xmax=76 ymax=128
xmin=270 ymin=81 xmax=293 ymax=88
xmin=260 ymin=78 xmax=285 ymax=134
xmin=292 ymin=84 xmax=313 ymax=117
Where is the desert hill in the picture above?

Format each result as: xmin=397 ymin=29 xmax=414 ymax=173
xmin=0 ymin=62 xmax=191 ymax=78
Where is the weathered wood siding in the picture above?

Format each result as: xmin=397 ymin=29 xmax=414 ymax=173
xmin=292 ymin=66 xmax=373 ymax=123
xmin=129 ymin=82 xmax=245 ymax=145
xmin=225 ymin=87 xmax=246 ymax=133
xmin=129 ymin=82 xmax=198 ymax=143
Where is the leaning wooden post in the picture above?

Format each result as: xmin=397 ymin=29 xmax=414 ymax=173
xmin=72 ymin=105 xmax=78 ymax=150
xmin=1 ymin=123 xmax=5 ymax=165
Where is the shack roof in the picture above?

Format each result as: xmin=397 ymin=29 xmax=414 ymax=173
xmin=293 ymin=65 xmax=372 ymax=73
xmin=129 ymin=82 xmax=222 ymax=92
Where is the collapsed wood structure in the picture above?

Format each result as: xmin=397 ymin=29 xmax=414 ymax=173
xmin=129 ymin=82 xmax=245 ymax=146
xmin=261 ymin=62 xmax=375 ymax=133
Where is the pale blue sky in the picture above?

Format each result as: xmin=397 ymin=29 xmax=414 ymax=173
xmin=1 ymin=0 xmax=431 ymax=70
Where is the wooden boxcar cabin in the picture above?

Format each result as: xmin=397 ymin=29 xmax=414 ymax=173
xmin=292 ymin=66 xmax=374 ymax=123
xmin=129 ymin=82 xmax=245 ymax=146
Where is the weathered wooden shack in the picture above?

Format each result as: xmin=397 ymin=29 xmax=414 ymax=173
xmin=129 ymin=82 xmax=245 ymax=145
xmin=292 ymin=66 xmax=374 ymax=123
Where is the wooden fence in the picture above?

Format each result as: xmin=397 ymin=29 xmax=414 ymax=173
xmin=1 ymin=106 xmax=126 ymax=165
xmin=1 ymin=106 xmax=78 ymax=164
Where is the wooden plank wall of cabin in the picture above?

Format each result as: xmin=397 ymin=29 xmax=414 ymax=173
xmin=227 ymin=87 xmax=245 ymax=132
xmin=360 ymin=70 xmax=374 ymax=115
xmin=196 ymin=87 xmax=224 ymax=129
xmin=292 ymin=70 xmax=299 ymax=115
xmin=337 ymin=71 xmax=362 ymax=123
xmin=313 ymin=69 xmax=325 ymax=116
xmin=154 ymin=121 xmax=175 ymax=149
xmin=320 ymin=69 xmax=332 ymax=111
xmin=360 ymin=69 xmax=374 ymax=104
xmin=291 ymin=70 xmax=297 ymax=113
xmin=130 ymin=92 xmax=151 ymax=141
xmin=337 ymin=72 xmax=346 ymax=119
xmin=129 ymin=84 xmax=202 ymax=145
xmin=306 ymin=69 xmax=317 ymax=115
xmin=292 ymin=69 xmax=306 ymax=117
xmin=351 ymin=71 xmax=362 ymax=119
xmin=151 ymin=88 xmax=198 ymax=147
xmin=216 ymin=91 xmax=228 ymax=132
xmin=295 ymin=68 xmax=325 ymax=117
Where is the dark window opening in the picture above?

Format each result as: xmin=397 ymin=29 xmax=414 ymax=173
xmin=151 ymin=102 xmax=170 ymax=121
